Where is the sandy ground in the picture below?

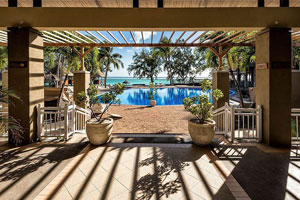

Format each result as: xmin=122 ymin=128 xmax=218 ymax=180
xmin=108 ymin=105 xmax=193 ymax=134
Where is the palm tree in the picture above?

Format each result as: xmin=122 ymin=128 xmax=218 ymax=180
xmin=128 ymin=49 xmax=161 ymax=83
xmin=155 ymin=37 xmax=176 ymax=85
xmin=227 ymin=46 xmax=255 ymax=107
xmin=98 ymin=47 xmax=124 ymax=88
xmin=84 ymin=47 xmax=103 ymax=82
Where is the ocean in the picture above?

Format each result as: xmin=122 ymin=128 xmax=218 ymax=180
xmin=105 ymin=77 xmax=170 ymax=86
xmin=104 ymin=77 xmax=205 ymax=86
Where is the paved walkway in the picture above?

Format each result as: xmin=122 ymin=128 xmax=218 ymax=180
xmin=34 ymin=135 xmax=251 ymax=200
xmin=1 ymin=134 xmax=300 ymax=200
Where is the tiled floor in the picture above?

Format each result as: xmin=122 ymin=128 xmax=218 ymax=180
xmin=34 ymin=135 xmax=251 ymax=200
xmin=2 ymin=134 xmax=300 ymax=200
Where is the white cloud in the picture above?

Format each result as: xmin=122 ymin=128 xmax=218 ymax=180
xmin=118 ymin=47 xmax=124 ymax=49
xmin=133 ymin=31 xmax=157 ymax=43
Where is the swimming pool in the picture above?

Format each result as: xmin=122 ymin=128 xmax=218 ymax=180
xmin=112 ymin=87 xmax=236 ymax=106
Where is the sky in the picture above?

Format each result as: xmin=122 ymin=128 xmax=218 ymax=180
xmin=82 ymin=31 xmax=211 ymax=77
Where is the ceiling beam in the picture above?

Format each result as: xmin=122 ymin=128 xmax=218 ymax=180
xmin=43 ymin=42 xmax=254 ymax=48
xmin=64 ymin=31 xmax=89 ymax=43
xmin=168 ymin=31 xmax=175 ymax=43
xmin=107 ymin=31 xmax=120 ymax=43
xmin=176 ymin=31 xmax=186 ymax=43
xmin=119 ymin=31 xmax=128 ymax=44
xmin=96 ymin=31 xmax=112 ymax=43
xmin=1 ymin=8 xmax=300 ymax=30
xmin=130 ymin=31 xmax=136 ymax=44
xmin=184 ymin=31 xmax=197 ymax=43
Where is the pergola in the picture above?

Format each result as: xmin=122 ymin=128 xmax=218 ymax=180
xmin=1 ymin=29 xmax=300 ymax=71
xmin=0 ymin=0 xmax=299 ymax=147
xmin=1 ymin=29 xmax=258 ymax=71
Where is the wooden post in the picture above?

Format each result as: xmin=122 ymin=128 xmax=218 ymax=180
xmin=80 ymin=47 xmax=84 ymax=71
xmin=218 ymin=46 xmax=223 ymax=71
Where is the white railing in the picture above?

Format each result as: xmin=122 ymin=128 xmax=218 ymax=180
xmin=213 ymin=103 xmax=262 ymax=142
xmin=37 ymin=103 xmax=90 ymax=141
xmin=213 ymin=103 xmax=231 ymax=135
xmin=74 ymin=106 xmax=91 ymax=133
xmin=292 ymin=108 xmax=300 ymax=143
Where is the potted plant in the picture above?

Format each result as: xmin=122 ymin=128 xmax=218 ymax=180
xmin=183 ymin=79 xmax=223 ymax=145
xmin=77 ymin=83 xmax=125 ymax=145
xmin=148 ymin=82 xmax=157 ymax=107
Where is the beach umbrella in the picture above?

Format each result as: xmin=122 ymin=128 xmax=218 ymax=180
xmin=123 ymin=80 xmax=130 ymax=85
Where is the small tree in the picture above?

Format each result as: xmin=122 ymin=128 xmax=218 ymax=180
xmin=148 ymin=82 xmax=157 ymax=101
xmin=77 ymin=83 xmax=125 ymax=122
xmin=0 ymin=87 xmax=24 ymax=145
xmin=183 ymin=79 xmax=223 ymax=124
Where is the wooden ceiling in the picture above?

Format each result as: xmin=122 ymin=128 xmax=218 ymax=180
xmin=0 ymin=0 xmax=299 ymax=7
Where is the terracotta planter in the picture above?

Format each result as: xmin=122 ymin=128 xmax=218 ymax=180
xmin=188 ymin=119 xmax=215 ymax=146
xmin=150 ymin=100 xmax=156 ymax=107
xmin=86 ymin=118 xmax=113 ymax=145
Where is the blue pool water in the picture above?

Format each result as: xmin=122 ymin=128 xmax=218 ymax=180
xmin=110 ymin=88 xmax=236 ymax=106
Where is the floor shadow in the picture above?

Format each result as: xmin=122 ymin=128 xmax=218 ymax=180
xmin=211 ymin=142 xmax=300 ymax=200
xmin=0 ymin=138 xmax=88 ymax=200
xmin=132 ymin=145 xmax=206 ymax=199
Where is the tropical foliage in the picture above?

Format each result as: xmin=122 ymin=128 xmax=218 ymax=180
xmin=128 ymin=49 xmax=162 ymax=83
xmin=148 ymin=82 xmax=157 ymax=100
xmin=183 ymin=79 xmax=223 ymax=124
xmin=0 ymin=87 xmax=23 ymax=145
xmin=98 ymin=47 xmax=124 ymax=88
xmin=155 ymin=37 xmax=176 ymax=85
xmin=77 ymin=83 xmax=125 ymax=122
xmin=0 ymin=46 xmax=8 ymax=71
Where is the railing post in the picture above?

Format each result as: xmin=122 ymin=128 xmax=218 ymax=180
xmin=64 ymin=104 xmax=69 ymax=141
xmin=257 ymin=105 xmax=263 ymax=142
xmin=37 ymin=104 xmax=42 ymax=141
xmin=224 ymin=102 xmax=229 ymax=134
xmin=72 ymin=102 xmax=76 ymax=133
xmin=230 ymin=105 xmax=235 ymax=142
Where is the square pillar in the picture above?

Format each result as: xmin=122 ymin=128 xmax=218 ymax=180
xmin=256 ymin=28 xmax=291 ymax=147
xmin=291 ymin=70 xmax=300 ymax=108
xmin=212 ymin=70 xmax=229 ymax=109
xmin=8 ymin=27 xmax=44 ymax=145
xmin=73 ymin=71 xmax=90 ymax=108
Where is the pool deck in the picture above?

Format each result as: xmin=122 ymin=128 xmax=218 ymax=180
xmin=108 ymin=105 xmax=191 ymax=135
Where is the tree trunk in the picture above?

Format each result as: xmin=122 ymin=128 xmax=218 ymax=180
xmin=57 ymin=73 xmax=69 ymax=107
xmin=229 ymin=68 xmax=244 ymax=108
xmin=104 ymin=69 xmax=108 ymax=88
xmin=150 ymin=76 xmax=154 ymax=84
xmin=170 ymin=77 xmax=174 ymax=85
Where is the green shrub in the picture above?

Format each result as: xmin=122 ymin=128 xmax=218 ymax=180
xmin=183 ymin=79 xmax=223 ymax=124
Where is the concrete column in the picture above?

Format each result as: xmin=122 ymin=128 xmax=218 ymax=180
xmin=292 ymin=70 xmax=300 ymax=108
xmin=8 ymin=27 xmax=44 ymax=145
xmin=212 ymin=70 xmax=229 ymax=109
xmin=256 ymin=28 xmax=291 ymax=147
xmin=73 ymin=71 xmax=90 ymax=108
